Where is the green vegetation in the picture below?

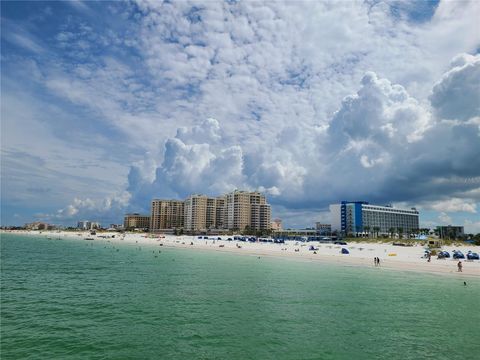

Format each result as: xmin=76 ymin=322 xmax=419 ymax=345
xmin=241 ymin=226 xmax=272 ymax=237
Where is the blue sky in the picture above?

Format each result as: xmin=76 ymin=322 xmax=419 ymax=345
xmin=1 ymin=0 xmax=479 ymax=232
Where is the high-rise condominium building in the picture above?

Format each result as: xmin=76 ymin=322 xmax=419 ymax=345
xmin=149 ymin=190 xmax=271 ymax=232
xmin=330 ymin=201 xmax=419 ymax=235
xmin=225 ymin=190 xmax=271 ymax=231
xmin=150 ymin=199 xmax=184 ymax=232
xmin=124 ymin=213 xmax=150 ymax=230
xmin=184 ymin=195 xmax=217 ymax=232
xmin=215 ymin=196 xmax=226 ymax=229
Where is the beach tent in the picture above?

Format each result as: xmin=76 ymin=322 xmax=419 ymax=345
xmin=341 ymin=248 xmax=349 ymax=254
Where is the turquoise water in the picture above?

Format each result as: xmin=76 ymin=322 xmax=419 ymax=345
xmin=1 ymin=234 xmax=479 ymax=360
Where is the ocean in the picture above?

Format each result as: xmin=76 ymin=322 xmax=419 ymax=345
xmin=1 ymin=233 xmax=479 ymax=359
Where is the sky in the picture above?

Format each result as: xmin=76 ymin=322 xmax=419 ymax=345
xmin=1 ymin=0 xmax=479 ymax=232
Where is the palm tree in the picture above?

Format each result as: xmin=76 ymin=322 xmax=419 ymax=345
xmin=397 ymin=227 xmax=404 ymax=239
xmin=373 ymin=226 xmax=380 ymax=238
xmin=364 ymin=226 xmax=370 ymax=238
xmin=411 ymin=228 xmax=419 ymax=239
xmin=388 ymin=227 xmax=395 ymax=239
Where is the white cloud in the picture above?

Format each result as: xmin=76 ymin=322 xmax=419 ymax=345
xmin=57 ymin=58 xmax=480 ymax=224
xmin=425 ymin=198 xmax=477 ymax=214
xmin=430 ymin=54 xmax=480 ymax=121
xmin=3 ymin=1 xmax=480 ymax=227
xmin=438 ymin=212 xmax=452 ymax=224
xmin=47 ymin=192 xmax=131 ymax=222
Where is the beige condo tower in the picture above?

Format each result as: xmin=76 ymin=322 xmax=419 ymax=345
xmin=225 ymin=190 xmax=271 ymax=231
xmin=149 ymin=190 xmax=271 ymax=233
xmin=150 ymin=199 xmax=184 ymax=232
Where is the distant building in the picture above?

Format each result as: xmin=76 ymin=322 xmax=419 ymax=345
xmin=77 ymin=221 xmax=101 ymax=230
xmin=271 ymin=219 xmax=283 ymax=231
xmin=436 ymin=225 xmax=464 ymax=240
xmin=330 ymin=201 xmax=419 ymax=236
xmin=25 ymin=222 xmax=53 ymax=230
xmin=315 ymin=223 xmax=331 ymax=235
xmin=124 ymin=213 xmax=150 ymax=230
xmin=150 ymin=199 xmax=184 ymax=232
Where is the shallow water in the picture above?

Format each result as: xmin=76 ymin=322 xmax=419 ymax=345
xmin=1 ymin=233 xmax=479 ymax=359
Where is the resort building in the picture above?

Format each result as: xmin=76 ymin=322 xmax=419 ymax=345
xmin=149 ymin=190 xmax=271 ymax=233
xmin=183 ymin=195 xmax=229 ymax=232
xmin=215 ymin=196 xmax=226 ymax=229
xmin=77 ymin=221 xmax=101 ymax=230
xmin=271 ymin=218 xmax=283 ymax=231
xmin=315 ymin=223 xmax=331 ymax=235
xmin=24 ymin=222 xmax=53 ymax=230
xmin=225 ymin=190 xmax=271 ymax=231
xmin=436 ymin=225 xmax=464 ymax=240
xmin=184 ymin=195 xmax=213 ymax=232
xmin=123 ymin=213 xmax=150 ymax=230
xmin=330 ymin=201 xmax=419 ymax=236
xmin=206 ymin=197 xmax=217 ymax=229
xmin=150 ymin=199 xmax=184 ymax=232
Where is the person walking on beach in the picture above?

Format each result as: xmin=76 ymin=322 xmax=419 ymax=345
xmin=457 ymin=261 xmax=463 ymax=272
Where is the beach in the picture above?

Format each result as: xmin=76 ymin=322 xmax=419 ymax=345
xmin=4 ymin=230 xmax=479 ymax=277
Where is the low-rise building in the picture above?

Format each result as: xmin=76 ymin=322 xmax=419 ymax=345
xmin=77 ymin=221 xmax=101 ymax=230
xmin=124 ymin=213 xmax=150 ymax=230
xmin=315 ymin=223 xmax=331 ymax=235
xmin=436 ymin=225 xmax=464 ymax=240
xmin=271 ymin=219 xmax=283 ymax=231
xmin=24 ymin=222 xmax=53 ymax=230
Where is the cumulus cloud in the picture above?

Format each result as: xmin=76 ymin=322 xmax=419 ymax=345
xmin=126 ymin=118 xmax=245 ymax=210
xmin=430 ymin=53 xmax=480 ymax=121
xmin=46 ymin=192 xmax=131 ymax=223
xmin=66 ymin=57 xmax=480 ymax=222
xmin=123 ymin=58 xmax=479 ymax=210
xmin=40 ymin=51 xmax=480 ymax=223
xmin=4 ymin=1 xmax=480 ymax=227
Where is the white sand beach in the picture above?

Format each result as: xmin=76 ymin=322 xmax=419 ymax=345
xmin=5 ymin=230 xmax=480 ymax=278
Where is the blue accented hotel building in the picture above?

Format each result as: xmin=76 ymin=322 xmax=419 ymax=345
xmin=331 ymin=201 xmax=419 ymax=235
xmin=340 ymin=201 xmax=369 ymax=233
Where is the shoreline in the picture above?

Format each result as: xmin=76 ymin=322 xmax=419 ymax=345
xmin=2 ymin=230 xmax=480 ymax=278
